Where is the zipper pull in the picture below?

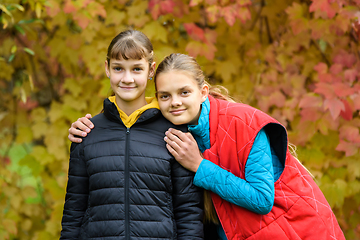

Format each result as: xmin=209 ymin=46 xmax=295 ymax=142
xmin=126 ymin=128 xmax=130 ymax=134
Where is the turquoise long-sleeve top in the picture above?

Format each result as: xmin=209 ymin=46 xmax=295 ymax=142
xmin=188 ymin=98 xmax=284 ymax=240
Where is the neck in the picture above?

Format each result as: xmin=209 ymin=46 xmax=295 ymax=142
xmin=115 ymin=97 xmax=148 ymax=116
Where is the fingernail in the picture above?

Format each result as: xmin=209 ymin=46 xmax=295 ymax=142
xmin=164 ymin=136 xmax=168 ymax=141
xmin=165 ymin=131 xmax=168 ymax=135
xmin=90 ymin=124 xmax=94 ymax=128
xmin=82 ymin=132 xmax=87 ymax=137
xmin=78 ymin=139 xmax=82 ymax=143
xmin=85 ymin=128 xmax=90 ymax=133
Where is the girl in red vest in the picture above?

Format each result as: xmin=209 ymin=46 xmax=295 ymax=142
xmin=69 ymin=53 xmax=345 ymax=240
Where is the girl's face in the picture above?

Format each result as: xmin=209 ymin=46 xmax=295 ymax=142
xmin=156 ymin=71 xmax=208 ymax=125
xmin=105 ymin=58 xmax=155 ymax=111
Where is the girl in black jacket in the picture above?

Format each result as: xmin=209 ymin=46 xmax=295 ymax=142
xmin=60 ymin=30 xmax=204 ymax=240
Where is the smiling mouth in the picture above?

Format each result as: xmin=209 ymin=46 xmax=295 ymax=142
xmin=170 ymin=109 xmax=186 ymax=115
xmin=120 ymin=86 xmax=136 ymax=90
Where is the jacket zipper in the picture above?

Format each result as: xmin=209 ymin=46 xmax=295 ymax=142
xmin=125 ymin=127 xmax=130 ymax=240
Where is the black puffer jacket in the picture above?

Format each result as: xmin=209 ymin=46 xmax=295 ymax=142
xmin=60 ymin=99 xmax=204 ymax=239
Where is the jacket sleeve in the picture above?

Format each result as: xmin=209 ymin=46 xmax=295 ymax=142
xmin=60 ymin=143 xmax=89 ymax=239
xmin=193 ymin=128 xmax=275 ymax=215
xmin=171 ymin=160 xmax=204 ymax=239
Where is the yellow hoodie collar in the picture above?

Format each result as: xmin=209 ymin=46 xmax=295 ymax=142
xmin=108 ymin=96 xmax=160 ymax=128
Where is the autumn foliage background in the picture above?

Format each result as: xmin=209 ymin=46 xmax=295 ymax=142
xmin=1 ymin=0 xmax=360 ymax=239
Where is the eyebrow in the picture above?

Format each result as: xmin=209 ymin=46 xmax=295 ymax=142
xmin=157 ymin=86 xmax=191 ymax=94
xmin=111 ymin=63 xmax=145 ymax=67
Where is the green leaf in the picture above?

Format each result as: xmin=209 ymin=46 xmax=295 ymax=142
xmin=24 ymin=47 xmax=35 ymax=55
xmin=8 ymin=54 xmax=15 ymax=62
xmin=14 ymin=25 xmax=25 ymax=35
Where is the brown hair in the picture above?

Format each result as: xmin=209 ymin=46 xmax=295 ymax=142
xmin=106 ymin=30 xmax=154 ymax=68
xmin=154 ymin=53 xmax=234 ymax=103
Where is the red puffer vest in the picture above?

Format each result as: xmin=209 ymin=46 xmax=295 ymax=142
xmin=202 ymin=96 xmax=345 ymax=240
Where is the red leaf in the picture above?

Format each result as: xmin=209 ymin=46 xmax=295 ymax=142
xmin=63 ymin=0 xmax=77 ymax=13
xmin=313 ymin=62 xmax=328 ymax=74
xmin=344 ymin=68 xmax=358 ymax=83
xmin=309 ymin=0 xmax=336 ymax=19
xmin=336 ymin=140 xmax=358 ymax=157
xmin=299 ymin=94 xmax=323 ymax=108
xmin=221 ymin=5 xmax=237 ymax=26
xmin=329 ymin=63 xmax=343 ymax=75
xmin=183 ymin=23 xmax=206 ymax=42
xmin=318 ymin=73 xmax=333 ymax=83
xmin=339 ymin=125 xmax=360 ymax=142
xmin=160 ymin=0 xmax=175 ymax=14
xmin=333 ymin=50 xmax=357 ymax=68
xmin=333 ymin=82 xmax=355 ymax=97
xmin=353 ymin=94 xmax=360 ymax=110
xmin=300 ymin=108 xmax=322 ymax=122
xmin=339 ymin=99 xmax=353 ymax=121
xmin=314 ymin=82 xmax=336 ymax=99
xmin=323 ymin=98 xmax=345 ymax=120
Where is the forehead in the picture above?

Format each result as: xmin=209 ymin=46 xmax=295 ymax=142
xmin=156 ymin=71 xmax=198 ymax=90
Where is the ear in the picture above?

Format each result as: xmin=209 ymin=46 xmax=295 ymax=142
xmin=201 ymin=84 xmax=209 ymax=103
xmin=149 ymin=62 xmax=156 ymax=78
xmin=105 ymin=60 xmax=110 ymax=78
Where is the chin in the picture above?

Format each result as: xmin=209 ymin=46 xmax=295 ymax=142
xmin=166 ymin=117 xmax=189 ymax=126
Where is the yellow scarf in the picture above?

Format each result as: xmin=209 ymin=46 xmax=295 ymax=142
xmin=108 ymin=96 xmax=160 ymax=128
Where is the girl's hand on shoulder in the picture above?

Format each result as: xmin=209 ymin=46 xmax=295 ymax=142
xmin=68 ymin=114 xmax=94 ymax=143
xmin=164 ymin=128 xmax=203 ymax=173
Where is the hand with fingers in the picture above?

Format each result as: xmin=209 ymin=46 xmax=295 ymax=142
xmin=68 ymin=113 xmax=94 ymax=143
xmin=164 ymin=128 xmax=203 ymax=173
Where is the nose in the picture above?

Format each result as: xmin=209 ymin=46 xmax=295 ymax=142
xmin=121 ymin=71 xmax=134 ymax=84
xmin=171 ymin=96 xmax=182 ymax=107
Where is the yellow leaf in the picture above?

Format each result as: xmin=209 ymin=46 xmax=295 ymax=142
xmin=31 ymin=121 xmax=49 ymax=139
xmin=31 ymin=146 xmax=56 ymax=166
xmin=215 ymin=59 xmax=238 ymax=82
xmin=16 ymin=126 xmax=33 ymax=144
xmin=21 ymin=186 xmax=38 ymax=198
xmin=63 ymin=95 xmax=87 ymax=111
xmin=142 ymin=21 xmax=168 ymax=43
xmin=105 ymin=9 xmax=126 ymax=25
xmin=35 ymin=2 xmax=42 ymax=18
xmin=21 ymin=219 xmax=32 ymax=231
xmin=48 ymin=101 xmax=63 ymax=123
xmin=31 ymin=107 xmax=47 ymax=122
xmin=10 ymin=195 xmax=22 ymax=209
